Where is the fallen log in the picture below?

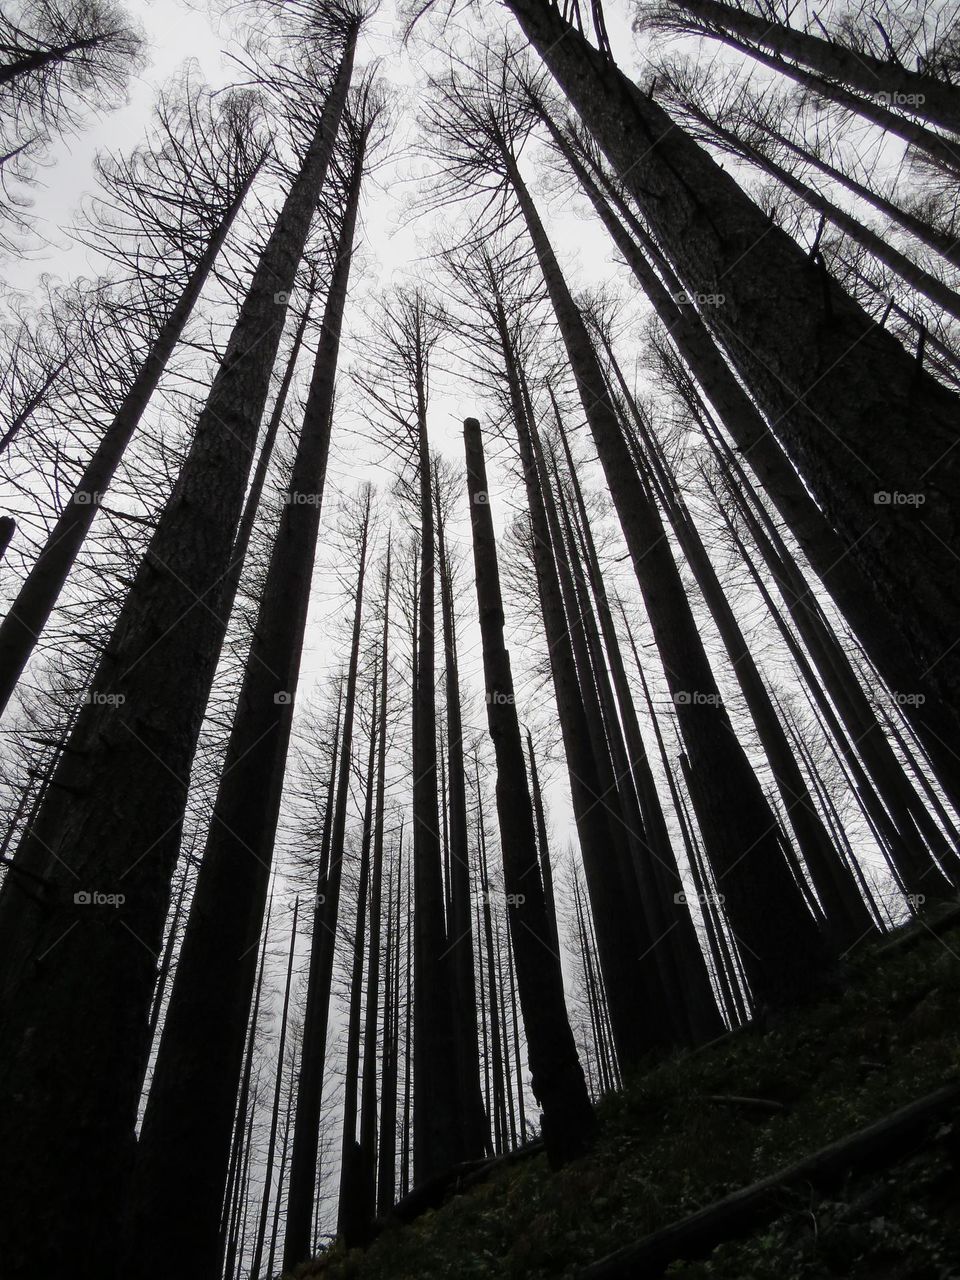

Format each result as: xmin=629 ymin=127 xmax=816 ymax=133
xmin=578 ymin=1082 xmax=960 ymax=1279
xmin=703 ymin=1095 xmax=789 ymax=1114
xmin=385 ymin=1138 xmax=546 ymax=1227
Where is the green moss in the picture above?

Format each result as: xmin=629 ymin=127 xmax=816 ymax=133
xmin=293 ymin=921 xmax=960 ymax=1280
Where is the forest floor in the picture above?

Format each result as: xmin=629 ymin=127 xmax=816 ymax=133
xmin=294 ymin=914 xmax=960 ymax=1280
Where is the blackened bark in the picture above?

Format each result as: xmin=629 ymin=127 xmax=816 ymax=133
xmin=663 ymin=0 xmax=960 ymax=138
xmin=544 ymin=112 xmax=960 ymax=801
xmin=525 ymin=730 xmax=560 ymax=959
xmin=506 ymin=152 xmax=829 ymax=1008
xmin=0 ymin=37 xmax=357 ymax=1277
xmin=338 ymin=662 xmax=379 ymax=1246
xmin=501 ymin=0 xmax=960 ymax=722
xmin=284 ymin=503 xmax=371 ymax=1270
xmin=249 ymin=896 xmax=300 ymax=1278
xmin=0 ymin=168 xmax=256 ymax=715
xmin=464 ymin=414 xmax=596 ymax=1164
xmin=436 ymin=478 xmax=490 ymax=1160
xmin=360 ymin=542 xmax=392 ymax=1227
xmin=489 ymin=291 xmax=653 ymax=1068
xmin=129 ymin=117 xmax=366 ymax=1280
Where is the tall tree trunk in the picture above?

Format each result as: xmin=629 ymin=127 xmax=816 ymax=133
xmin=500 ymin=0 xmax=960 ymax=718
xmin=412 ymin=405 xmax=461 ymax=1182
xmin=360 ymin=543 xmax=392 ymax=1229
xmin=760 ymin=120 xmax=960 ymax=271
xmin=129 ymin=120 xmax=366 ymax=1280
xmin=376 ymin=836 xmax=400 ymax=1216
xmin=0 ymin=165 xmax=257 ymax=715
xmin=544 ymin=437 xmax=692 ymax=1044
xmin=436 ymin=474 xmax=489 ymax=1160
xmin=476 ymin=753 xmax=509 ymax=1154
xmin=546 ymin=422 xmax=722 ymax=1041
xmin=495 ymin=912 xmax=518 ymax=1148
xmin=0 ymin=38 xmax=357 ymax=1275
xmin=553 ymin=417 xmax=725 ymax=1041
xmin=488 ymin=286 xmax=654 ymax=1067
xmin=683 ymin=103 xmax=960 ymax=322
xmin=505 ymin=150 xmax=829 ymax=1008
xmin=662 ymin=0 xmax=960 ymax=138
xmin=525 ymin=731 xmax=560 ymax=958
xmin=338 ymin=659 xmax=379 ymax=1246
xmin=650 ymin=1 xmax=960 ymax=175
xmin=267 ymin=1030 xmax=298 ymax=1280
xmin=602 ymin=350 xmax=876 ymax=945
xmin=221 ymin=293 xmax=314 ymax=614
xmin=401 ymin=857 xmax=413 ymax=1197
xmin=712 ymin=484 xmax=955 ymax=901
xmin=699 ymin=423 xmax=957 ymax=894
xmin=220 ymin=886 xmax=275 ymax=1274
xmin=283 ymin=501 xmax=372 ymax=1270
xmin=463 ymin=415 xmax=596 ymax=1163
xmin=249 ymin=896 xmax=300 ymax=1279
xmin=542 ymin=107 xmax=960 ymax=806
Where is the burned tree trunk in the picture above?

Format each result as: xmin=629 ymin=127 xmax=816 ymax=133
xmin=463 ymin=415 xmax=596 ymax=1163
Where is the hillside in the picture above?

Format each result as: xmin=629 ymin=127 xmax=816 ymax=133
xmin=295 ymin=913 xmax=960 ymax=1280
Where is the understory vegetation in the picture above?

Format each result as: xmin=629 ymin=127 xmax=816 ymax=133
xmin=301 ymin=916 xmax=960 ymax=1279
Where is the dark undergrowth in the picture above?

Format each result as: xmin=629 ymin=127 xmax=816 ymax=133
xmin=293 ymin=915 xmax=960 ymax=1280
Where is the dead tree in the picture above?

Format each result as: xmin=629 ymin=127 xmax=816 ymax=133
xmin=487 ymin=8 xmax=960 ymax=727
xmin=463 ymin=414 xmax=595 ymax=1162
xmin=0 ymin=9 xmax=364 ymax=1275
xmin=0 ymin=85 xmax=266 ymax=713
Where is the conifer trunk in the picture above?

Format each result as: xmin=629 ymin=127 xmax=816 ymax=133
xmin=283 ymin=502 xmax=371 ymax=1269
xmin=129 ymin=116 xmax=366 ymax=1279
xmin=464 ymin=415 xmax=596 ymax=1163
xmin=664 ymin=0 xmax=960 ymax=138
xmin=0 ymin=38 xmax=357 ymax=1276
xmin=500 ymin=0 xmax=960 ymax=719
xmin=505 ymin=151 xmax=829 ymax=1008
xmin=543 ymin=109 xmax=960 ymax=801
xmin=0 ymin=166 xmax=256 ymax=715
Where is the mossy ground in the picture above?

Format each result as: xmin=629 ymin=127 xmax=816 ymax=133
xmin=293 ymin=919 xmax=960 ymax=1280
